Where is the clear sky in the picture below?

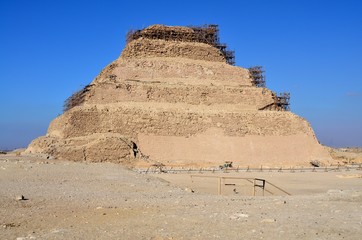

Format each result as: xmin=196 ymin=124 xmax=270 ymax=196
xmin=0 ymin=0 xmax=361 ymax=150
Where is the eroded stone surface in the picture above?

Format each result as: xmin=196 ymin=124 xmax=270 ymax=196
xmin=26 ymin=24 xmax=332 ymax=167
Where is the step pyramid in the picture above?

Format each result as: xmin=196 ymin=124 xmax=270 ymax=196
xmin=26 ymin=24 xmax=331 ymax=167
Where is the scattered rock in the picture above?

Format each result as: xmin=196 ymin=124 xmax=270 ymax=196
xmin=15 ymin=195 xmax=27 ymax=201
xmin=3 ymin=222 xmax=19 ymax=228
xmin=261 ymin=218 xmax=276 ymax=223
xmin=184 ymin=188 xmax=194 ymax=193
xmin=310 ymin=160 xmax=321 ymax=167
xmin=230 ymin=213 xmax=249 ymax=220
xmin=336 ymin=174 xmax=362 ymax=179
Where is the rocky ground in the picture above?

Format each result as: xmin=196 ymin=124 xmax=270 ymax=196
xmin=1 ymin=154 xmax=362 ymax=240
xmin=329 ymin=147 xmax=362 ymax=164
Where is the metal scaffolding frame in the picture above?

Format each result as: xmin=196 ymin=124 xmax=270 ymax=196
xmin=248 ymin=66 xmax=266 ymax=88
xmin=126 ymin=25 xmax=235 ymax=65
xmin=276 ymin=92 xmax=290 ymax=111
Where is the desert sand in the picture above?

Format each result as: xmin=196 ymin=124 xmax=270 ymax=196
xmin=1 ymin=154 xmax=361 ymax=240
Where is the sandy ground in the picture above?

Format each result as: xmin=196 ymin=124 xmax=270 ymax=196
xmin=1 ymin=155 xmax=362 ymax=240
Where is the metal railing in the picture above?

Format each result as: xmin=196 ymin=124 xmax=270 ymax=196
xmin=136 ymin=164 xmax=362 ymax=174
xmin=190 ymin=175 xmax=291 ymax=196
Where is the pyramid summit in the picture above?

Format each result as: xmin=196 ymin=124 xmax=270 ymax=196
xmin=26 ymin=24 xmax=331 ymax=167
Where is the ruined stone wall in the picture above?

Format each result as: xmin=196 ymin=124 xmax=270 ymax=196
xmin=127 ymin=24 xmax=216 ymax=45
xmin=121 ymin=38 xmax=226 ymax=63
xmin=138 ymin=133 xmax=330 ymax=167
xmin=93 ymin=58 xmax=253 ymax=86
xmin=47 ymin=103 xmax=313 ymax=140
xmin=29 ymin=101 xmax=329 ymax=166
xmin=83 ymin=82 xmax=275 ymax=110
xmin=26 ymin=133 xmax=134 ymax=163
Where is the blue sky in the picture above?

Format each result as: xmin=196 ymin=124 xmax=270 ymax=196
xmin=0 ymin=0 xmax=361 ymax=149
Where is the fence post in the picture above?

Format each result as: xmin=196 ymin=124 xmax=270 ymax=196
xmin=218 ymin=177 xmax=222 ymax=195
xmin=253 ymin=179 xmax=256 ymax=196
